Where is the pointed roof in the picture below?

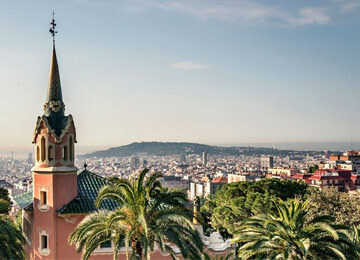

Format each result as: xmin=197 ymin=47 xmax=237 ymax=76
xmin=47 ymin=45 xmax=63 ymax=103
xmin=41 ymin=44 xmax=69 ymax=137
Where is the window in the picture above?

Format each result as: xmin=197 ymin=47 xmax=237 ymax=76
xmin=36 ymin=146 xmax=40 ymax=162
xmin=63 ymin=146 xmax=68 ymax=161
xmin=41 ymin=137 xmax=46 ymax=162
xmin=48 ymin=146 xmax=53 ymax=161
xmin=95 ymin=240 xmax=113 ymax=252
xmin=100 ymin=241 xmax=111 ymax=249
xmin=69 ymin=136 xmax=74 ymax=161
xmin=41 ymin=235 xmax=48 ymax=250
xmin=38 ymin=230 xmax=50 ymax=256
xmin=40 ymin=191 xmax=47 ymax=205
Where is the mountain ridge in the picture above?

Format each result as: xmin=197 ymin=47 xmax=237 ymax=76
xmin=80 ymin=141 xmax=290 ymax=158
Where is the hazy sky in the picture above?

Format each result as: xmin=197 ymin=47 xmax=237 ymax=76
xmin=1 ymin=0 xmax=360 ymax=152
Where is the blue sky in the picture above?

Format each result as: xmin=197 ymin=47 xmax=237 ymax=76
xmin=1 ymin=0 xmax=360 ymax=153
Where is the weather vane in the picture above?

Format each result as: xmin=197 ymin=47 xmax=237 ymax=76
xmin=49 ymin=11 xmax=57 ymax=44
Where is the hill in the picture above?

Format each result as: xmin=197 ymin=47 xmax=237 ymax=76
xmin=80 ymin=141 xmax=282 ymax=158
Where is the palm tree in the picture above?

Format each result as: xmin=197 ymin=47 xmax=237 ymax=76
xmin=341 ymin=225 xmax=360 ymax=259
xmin=232 ymin=199 xmax=353 ymax=260
xmin=0 ymin=211 xmax=26 ymax=259
xmin=70 ymin=168 xmax=203 ymax=260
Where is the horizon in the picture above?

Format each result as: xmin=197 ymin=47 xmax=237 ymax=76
xmin=3 ymin=140 xmax=360 ymax=159
xmin=1 ymin=1 xmax=360 ymax=150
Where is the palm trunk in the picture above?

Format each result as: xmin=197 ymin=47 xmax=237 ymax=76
xmin=136 ymin=241 xmax=143 ymax=259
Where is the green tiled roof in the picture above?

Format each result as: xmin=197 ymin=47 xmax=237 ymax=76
xmin=13 ymin=191 xmax=33 ymax=210
xmin=57 ymin=170 xmax=118 ymax=214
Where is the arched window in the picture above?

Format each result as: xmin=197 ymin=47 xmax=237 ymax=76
xmin=36 ymin=146 xmax=40 ymax=162
xmin=63 ymin=145 xmax=68 ymax=161
xmin=41 ymin=137 xmax=46 ymax=162
xmin=69 ymin=136 xmax=73 ymax=161
xmin=48 ymin=145 xmax=53 ymax=161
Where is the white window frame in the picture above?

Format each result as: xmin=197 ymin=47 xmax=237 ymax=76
xmin=38 ymin=229 xmax=50 ymax=256
xmin=37 ymin=185 xmax=49 ymax=212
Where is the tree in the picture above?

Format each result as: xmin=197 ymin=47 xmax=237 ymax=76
xmin=70 ymin=168 xmax=203 ymax=260
xmin=201 ymin=179 xmax=308 ymax=237
xmin=341 ymin=225 xmax=360 ymax=259
xmin=0 ymin=188 xmax=11 ymax=214
xmin=233 ymin=199 xmax=353 ymax=260
xmin=307 ymin=187 xmax=360 ymax=226
xmin=0 ymin=202 xmax=26 ymax=260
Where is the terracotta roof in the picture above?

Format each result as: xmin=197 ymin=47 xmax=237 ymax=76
xmin=309 ymin=175 xmax=345 ymax=180
xmin=212 ymin=177 xmax=228 ymax=183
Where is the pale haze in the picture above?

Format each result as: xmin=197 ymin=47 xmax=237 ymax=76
xmin=1 ymin=0 xmax=360 ymax=155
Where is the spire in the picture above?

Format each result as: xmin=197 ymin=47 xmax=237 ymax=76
xmin=46 ymin=46 xmax=63 ymax=104
xmin=43 ymin=12 xmax=68 ymax=137
xmin=44 ymin=12 xmax=64 ymax=117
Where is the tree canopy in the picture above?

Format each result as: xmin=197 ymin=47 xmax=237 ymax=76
xmin=201 ymin=179 xmax=308 ymax=236
xmin=307 ymin=187 xmax=360 ymax=226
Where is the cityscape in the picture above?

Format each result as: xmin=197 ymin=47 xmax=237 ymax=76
xmin=1 ymin=1 xmax=360 ymax=259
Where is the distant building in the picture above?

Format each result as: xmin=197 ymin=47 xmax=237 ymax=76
xmin=268 ymin=168 xmax=299 ymax=176
xmin=324 ymin=150 xmax=330 ymax=159
xmin=202 ymin=152 xmax=208 ymax=166
xmin=228 ymin=173 xmax=263 ymax=183
xmin=142 ymin=159 xmax=148 ymax=168
xmin=159 ymin=176 xmax=189 ymax=189
xmin=329 ymin=151 xmax=360 ymax=163
xmin=260 ymin=156 xmax=274 ymax=171
xmin=0 ymin=179 xmax=13 ymax=189
xmin=180 ymin=154 xmax=186 ymax=163
xmin=130 ymin=156 xmax=140 ymax=169
xmin=27 ymin=152 xmax=33 ymax=164
xmin=189 ymin=177 xmax=227 ymax=199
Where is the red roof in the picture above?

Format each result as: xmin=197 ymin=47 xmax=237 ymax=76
xmin=309 ymin=175 xmax=345 ymax=180
xmin=212 ymin=177 xmax=228 ymax=183
xmin=315 ymin=169 xmax=353 ymax=174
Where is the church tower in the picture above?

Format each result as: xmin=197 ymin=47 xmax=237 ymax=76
xmin=30 ymin=15 xmax=78 ymax=259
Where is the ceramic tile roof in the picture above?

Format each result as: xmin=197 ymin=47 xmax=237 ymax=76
xmin=57 ymin=170 xmax=118 ymax=214
xmin=13 ymin=191 xmax=33 ymax=211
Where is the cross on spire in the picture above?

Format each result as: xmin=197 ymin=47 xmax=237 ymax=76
xmin=49 ymin=11 xmax=57 ymax=45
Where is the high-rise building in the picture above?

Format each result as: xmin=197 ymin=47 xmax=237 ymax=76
xmin=202 ymin=152 xmax=208 ymax=166
xmin=260 ymin=156 xmax=274 ymax=171
xmin=130 ymin=156 xmax=140 ymax=169
xmin=27 ymin=152 xmax=33 ymax=164
xmin=180 ymin=154 xmax=186 ymax=163
xmin=143 ymin=159 xmax=148 ymax=167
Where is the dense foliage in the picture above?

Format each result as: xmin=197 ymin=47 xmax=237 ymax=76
xmin=70 ymin=168 xmax=203 ymax=260
xmin=0 ymin=188 xmax=11 ymax=214
xmin=0 ymin=200 xmax=25 ymax=260
xmin=233 ymin=199 xmax=356 ymax=260
xmin=201 ymin=179 xmax=308 ymax=236
xmin=307 ymin=187 xmax=360 ymax=226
